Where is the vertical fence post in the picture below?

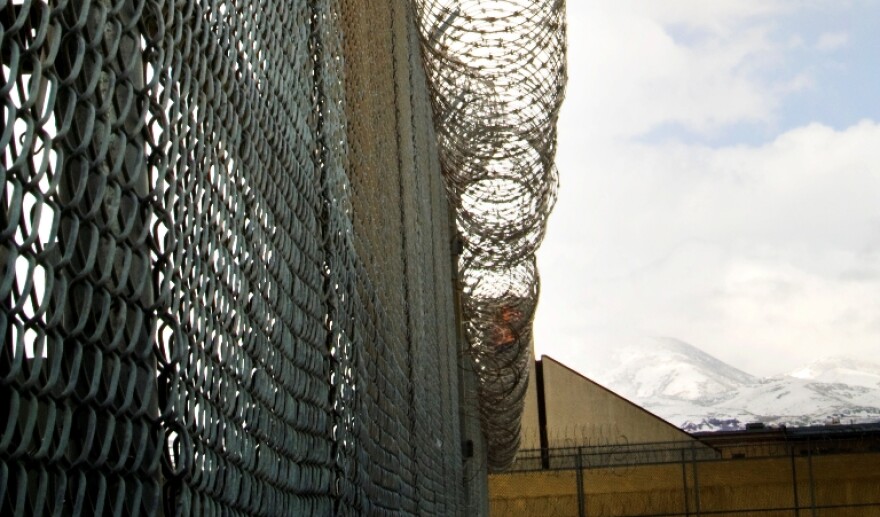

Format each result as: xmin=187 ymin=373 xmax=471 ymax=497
xmin=451 ymin=211 xmax=489 ymax=517
xmin=681 ymin=448 xmax=691 ymax=517
xmin=575 ymin=446 xmax=586 ymax=517
xmin=807 ymin=437 xmax=817 ymax=517
xmin=691 ymin=442 xmax=702 ymax=517
xmin=790 ymin=444 xmax=801 ymax=517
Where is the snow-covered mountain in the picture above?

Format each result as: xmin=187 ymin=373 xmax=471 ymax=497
xmin=605 ymin=338 xmax=756 ymax=402
xmin=788 ymin=356 xmax=880 ymax=389
xmin=593 ymin=338 xmax=880 ymax=432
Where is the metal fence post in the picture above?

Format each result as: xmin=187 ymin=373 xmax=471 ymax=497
xmin=807 ymin=438 xmax=817 ymax=517
xmin=576 ymin=446 xmax=586 ymax=517
xmin=681 ymin=448 xmax=691 ymax=517
xmin=691 ymin=442 xmax=702 ymax=516
xmin=790 ymin=444 xmax=801 ymax=516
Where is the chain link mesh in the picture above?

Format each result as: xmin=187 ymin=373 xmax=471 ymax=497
xmin=2 ymin=0 xmax=468 ymax=514
xmin=2 ymin=0 xmax=163 ymax=513
xmin=1 ymin=0 xmax=567 ymax=509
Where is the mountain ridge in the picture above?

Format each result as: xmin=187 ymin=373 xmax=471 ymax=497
xmin=594 ymin=338 xmax=880 ymax=431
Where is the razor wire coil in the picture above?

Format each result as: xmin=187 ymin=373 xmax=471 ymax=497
xmin=411 ymin=0 xmax=567 ymax=471
xmin=0 ymin=0 xmax=563 ymax=513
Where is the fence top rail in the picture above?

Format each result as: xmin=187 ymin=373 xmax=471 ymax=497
xmin=516 ymin=422 xmax=880 ymax=455
xmin=503 ymin=426 xmax=880 ymax=472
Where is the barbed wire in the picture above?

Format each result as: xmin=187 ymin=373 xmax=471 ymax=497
xmin=411 ymin=0 xmax=568 ymax=471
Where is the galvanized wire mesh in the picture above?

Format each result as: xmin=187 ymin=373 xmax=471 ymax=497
xmin=151 ymin=0 xmax=337 ymax=512
xmin=411 ymin=0 xmax=567 ymax=470
xmin=1 ymin=0 xmax=163 ymax=514
xmin=1 ymin=0 xmax=466 ymax=515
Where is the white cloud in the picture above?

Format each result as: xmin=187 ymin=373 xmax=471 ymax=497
xmin=815 ymin=32 xmax=849 ymax=51
xmin=537 ymin=122 xmax=880 ymax=377
xmin=537 ymin=3 xmax=880 ymax=380
xmin=607 ymin=0 xmax=787 ymax=30
xmin=564 ymin=2 xmax=800 ymax=140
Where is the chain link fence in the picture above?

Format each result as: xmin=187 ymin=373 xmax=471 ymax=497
xmin=0 ymin=0 xmax=480 ymax=514
xmin=490 ymin=428 xmax=880 ymax=517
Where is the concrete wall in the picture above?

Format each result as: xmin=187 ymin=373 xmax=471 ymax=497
xmin=538 ymin=356 xmax=696 ymax=448
xmin=490 ymin=451 xmax=880 ymax=516
xmin=520 ymin=349 xmax=542 ymax=450
xmin=505 ymin=355 xmax=880 ymax=516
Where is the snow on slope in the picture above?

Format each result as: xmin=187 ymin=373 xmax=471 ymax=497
xmin=788 ymin=356 xmax=880 ymax=389
xmin=594 ymin=338 xmax=880 ymax=431
xmin=675 ymin=376 xmax=880 ymax=431
xmin=605 ymin=337 xmax=756 ymax=401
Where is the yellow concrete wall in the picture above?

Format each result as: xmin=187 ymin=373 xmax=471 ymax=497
xmin=491 ymin=470 xmax=580 ymax=517
xmin=540 ymin=356 xmax=696 ymax=448
xmin=490 ymin=452 xmax=880 ymax=517
xmin=507 ymin=354 xmax=880 ymax=516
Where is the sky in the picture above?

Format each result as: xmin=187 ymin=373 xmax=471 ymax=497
xmin=534 ymin=1 xmax=880 ymax=378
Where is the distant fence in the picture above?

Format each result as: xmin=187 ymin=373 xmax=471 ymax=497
xmin=491 ymin=429 xmax=880 ymax=516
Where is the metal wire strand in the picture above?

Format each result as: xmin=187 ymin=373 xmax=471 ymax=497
xmin=412 ymin=0 xmax=568 ymax=471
